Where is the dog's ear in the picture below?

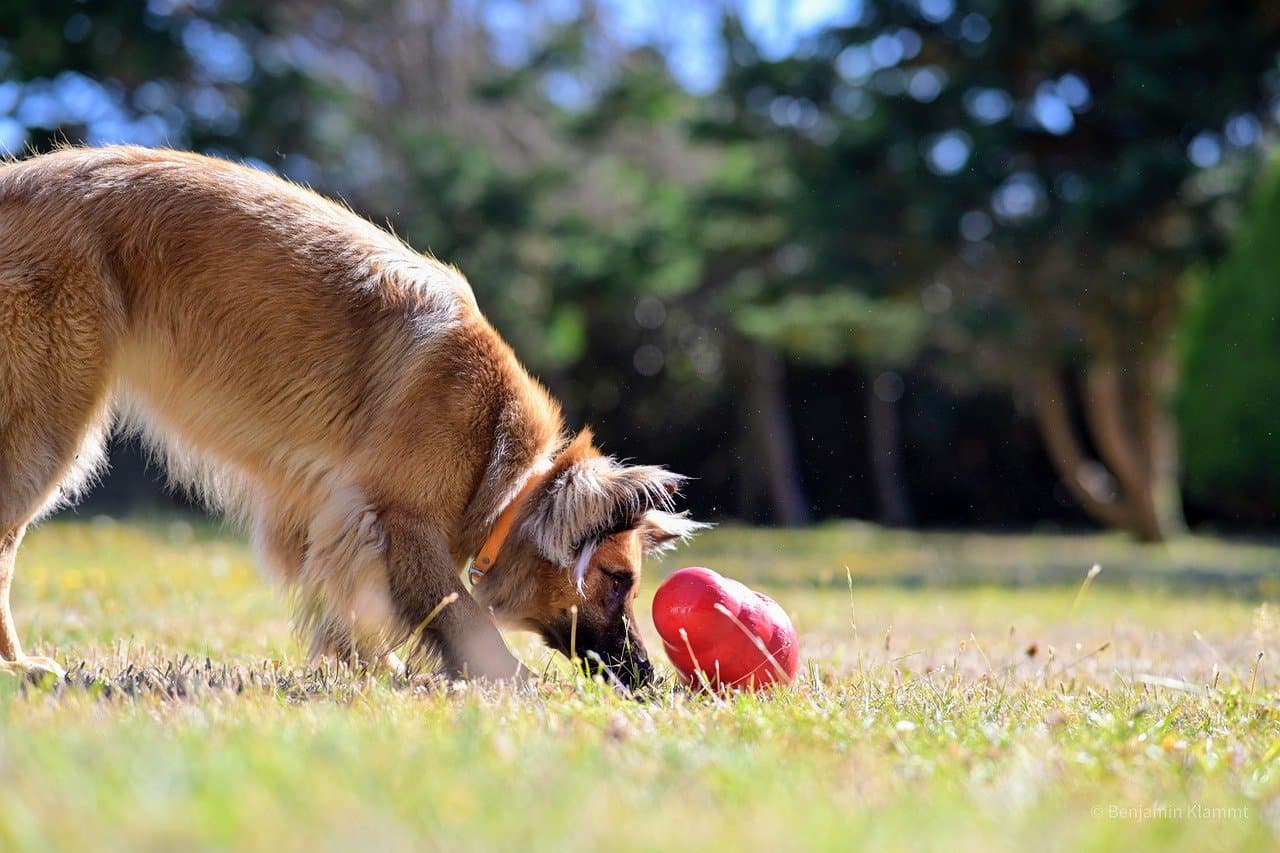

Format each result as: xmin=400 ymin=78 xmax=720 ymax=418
xmin=639 ymin=510 xmax=711 ymax=555
xmin=524 ymin=431 xmax=689 ymax=566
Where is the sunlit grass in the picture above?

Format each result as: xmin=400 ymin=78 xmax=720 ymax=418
xmin=2 ymin=519 xmax=1279 ymax=851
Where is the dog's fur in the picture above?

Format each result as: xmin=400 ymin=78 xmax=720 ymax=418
xmin=0 ymin=146 xmax=703 ymax=684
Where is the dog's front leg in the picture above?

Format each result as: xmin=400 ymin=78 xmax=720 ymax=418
xmin=382 ymin=511 xmax=530 ymax=683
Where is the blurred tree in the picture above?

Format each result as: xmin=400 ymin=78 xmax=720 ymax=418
xmin=4 ymin=0 xmax=1278 ymax=536
xmin=487 ymin=24 xmax=817 ymax=524
xmin=693 ymin=125 xmax=814 ymax=525
xmin=0 ymin=1 xmax=324 ymax=158
xmin=1177 ymin=153 xmax=1280 ymax=524
xmin=734 ymin=291 xmax=927 ymax=525
xmin=700 ymin=16 xmax=937 ymax=525
xmin=716 ymin=0 xmax=1280 ymax=540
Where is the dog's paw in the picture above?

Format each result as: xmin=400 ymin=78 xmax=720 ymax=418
xmin=0 ymin=655 xmax=66 ymax=684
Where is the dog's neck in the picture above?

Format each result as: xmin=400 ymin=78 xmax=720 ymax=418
xmin=467 ymin=459 xmax=554 ymax=584
xmin=458 ymin=428 xmax=560 ymax=566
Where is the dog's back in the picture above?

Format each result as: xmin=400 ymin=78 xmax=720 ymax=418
xmin=0 ymin=145 xmax=559 ymax=537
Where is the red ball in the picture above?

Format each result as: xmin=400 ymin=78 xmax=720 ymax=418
xmin=652 ymin=567 xmax=799 ymax=690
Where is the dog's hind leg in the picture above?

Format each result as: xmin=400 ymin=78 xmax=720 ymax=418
xmin=0 ymin=265 xmax=121 ymax=679
xmin=0 ymin=395 xmax=114 ymax=680
xmin=0 ymin=528 xmax=45 ymax=674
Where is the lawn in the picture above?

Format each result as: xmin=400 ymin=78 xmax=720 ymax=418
xmin=2 ymin=519 xmax=1279 ymax=851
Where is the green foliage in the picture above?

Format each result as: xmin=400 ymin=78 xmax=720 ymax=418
xmin=682 ymin=1 xmax=1272 ymax=396
xmin=0 ymin=1 xmax=322 ymax=157
xmin=734 ymin=291 xmax=927 ymax=366
xmin=769 ymin=2 xmax=1267 ymax=369
xmin=3 ymin=1 xmax=1280 ymax=523
xmin=1177 ymin=158 xmax=1280 ymax=516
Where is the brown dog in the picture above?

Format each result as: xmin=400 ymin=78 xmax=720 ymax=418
xmin=0 ymin=145 xmax=704 ymax=687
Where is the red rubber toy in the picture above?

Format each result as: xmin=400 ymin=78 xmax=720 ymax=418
xmin=652 ymin=566 xmax=799 ymax=690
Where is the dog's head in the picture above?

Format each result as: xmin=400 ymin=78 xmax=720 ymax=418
xmin=474 ymin=431 xmax=707 ymax=689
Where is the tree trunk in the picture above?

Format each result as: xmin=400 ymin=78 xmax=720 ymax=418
xmin=1082 ymin=363 xmax=1162 ymax=541
xmin=1134 ymin=353 xmax=1186 ymax=537
xmin=867 ymin=374 xmax=915 ymax=527
xmin=1033 ymin=368 xmax=1136 ymax=533
xmin=747 ymin=343 xmax=811 ymax=526
xmin=1033 ymin=363 xmax=1183 ymax=542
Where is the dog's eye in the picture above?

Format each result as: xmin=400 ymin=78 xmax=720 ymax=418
xmin=603 ymin=570 xmax=633 ymax=590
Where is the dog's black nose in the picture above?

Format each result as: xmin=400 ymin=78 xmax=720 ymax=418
xmin=581 ymin=645 xmax=653 ymax=690
xmin=613 ymin=648 xmax=654 ymax=690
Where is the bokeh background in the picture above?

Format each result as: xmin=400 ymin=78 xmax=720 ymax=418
xmin=4 ymin=0 xmax=1279 ymax=540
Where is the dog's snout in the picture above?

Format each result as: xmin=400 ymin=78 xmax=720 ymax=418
xmin=541 ymin=611 xmax=655 ymax=689
xmin=622 ymin=650 xmax=654 ymax=689
xmin=612 ymin=628 xmax=654 ymax=689
xmin=595 ymin=647 xmax=651 ymax=690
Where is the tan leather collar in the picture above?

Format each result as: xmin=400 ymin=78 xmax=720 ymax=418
xmin=468 ymin=466 xmax=551 ymax=586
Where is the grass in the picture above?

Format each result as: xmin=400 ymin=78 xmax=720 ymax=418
xmin=3 ymin=518 xmax=1279 ymax=851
